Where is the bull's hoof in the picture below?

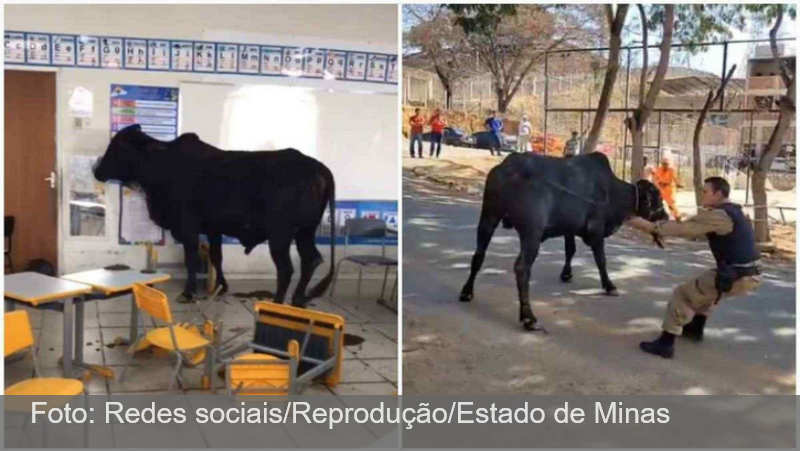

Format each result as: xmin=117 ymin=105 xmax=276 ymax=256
xmin=521 ymin=317 xmax=545 ymax=332
xmin=177 ymin=292 xmax=196 ymax=304
xmin=605 ymin=287 xmax=619 ymax=297
xmin=560 ymin=272 xmax=573 ymax=283
xmin=459 ymin=292 xmax=473 ymax=302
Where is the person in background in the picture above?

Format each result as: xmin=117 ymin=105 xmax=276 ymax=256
xmin=643 ymin=156 xmax=655 ymax=182
xmin=564 ymin=131 xmax=581 ymax=158
xmin=653 ymin=154 xmax=682 ymax=221
xmin=627 ymin=177 xmax=761 ymax=359
xmin=409 ymin=108 xmax=426 ymax=158
xmin=428 ymin=109 xmax=447 ymax=158
xmin=517 ymin=115 xmax=532 ymax=153
xmin=484 ymin=110 xmax=504 ymax=157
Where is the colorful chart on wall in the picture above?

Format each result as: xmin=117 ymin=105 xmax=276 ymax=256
xmin=111 ymin=84 xmax=177 ymax=245
xmin=6 ymin=31 xmax=397 ymax=85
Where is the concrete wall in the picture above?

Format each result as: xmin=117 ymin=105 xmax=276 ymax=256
xmin=5 ymin=4 xmax=398 ymax=278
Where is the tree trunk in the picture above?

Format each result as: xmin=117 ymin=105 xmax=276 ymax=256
xmin=628 ymin=5 xmax=674 ymax=181
xmin=445 ymin=89 xmax=453 ymax=109
xmin=692 ymin=93 xmax=713 ymax=207
xmin=629 ymin=122 xmax=644 ymax=181
xmin=752 ymin=77 xmax=795 ymax=243
xmin=497 ymin=92 xmax=509 ymax=113
xmin=584 ymin=5 xmax=628 ymax=153
xmin=751 ymin=5 xmax=795 ymax=244
xmin=693 ymin=65 xmax=737 ymax=206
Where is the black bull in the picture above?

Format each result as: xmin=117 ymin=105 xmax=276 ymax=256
xmin=459 ymin=152 xmax=668 ymax=330
xmin=93 ymin=125 xmax=336 ymax=306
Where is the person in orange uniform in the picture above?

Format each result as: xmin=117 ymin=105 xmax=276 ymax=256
xmin=428 ymin=109 xmax=447 ymax=158
xmin=653 ymin=155 xmax=682 ymax=221
xmin=409 ymin=108 xmax=426 ymax=158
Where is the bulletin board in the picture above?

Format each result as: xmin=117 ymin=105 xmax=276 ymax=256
xmin=112 ymin=84 xmax=177 ymax=245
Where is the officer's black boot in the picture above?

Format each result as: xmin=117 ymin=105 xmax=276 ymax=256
xmin=639 ymin=332 xmax=675 ymax=359
xmin=682 ymin=314 xmax=706 ymax=342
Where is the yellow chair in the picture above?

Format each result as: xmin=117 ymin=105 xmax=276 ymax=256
xmin=5 ymin=310 xmax=87 ymax=447
xmin=5 ymin=310 xmax=85 ymax=397
xmin=217 ymin=301 xmax=344 ymax=395
xmin=120 ymin=283 xmax=213 ymax=391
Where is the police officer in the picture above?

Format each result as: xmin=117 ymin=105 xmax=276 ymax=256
xmin=627 ymin=177 xmax=761 ymax=358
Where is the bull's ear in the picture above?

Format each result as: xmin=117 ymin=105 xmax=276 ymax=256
xmin=121 ymin=124 xmax=142 ymax=134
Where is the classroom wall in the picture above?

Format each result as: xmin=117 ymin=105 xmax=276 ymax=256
xmin=5 ymin=5 xmax=398 ymax=278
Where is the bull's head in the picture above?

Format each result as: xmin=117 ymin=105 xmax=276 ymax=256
xmin=93 ymin=124 xmax=149 ymax=184
xmin=634 ymin=180 xmax=669 ymax=222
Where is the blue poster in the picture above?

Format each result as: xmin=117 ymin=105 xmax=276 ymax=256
xmin=110 ymin=84 xmax=179 ymax=141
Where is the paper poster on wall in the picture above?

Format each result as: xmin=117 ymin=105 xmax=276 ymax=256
xmin=119 ymin=187 xmax=165 ymax=245
xmin=26 ymin=34 xmax=50 ymax=65
xmin=4 ymin=32 xmax=25 ymax=63
xmin=69 ymin=156 xmax=106 ymax=237
xmin=324 ymin=50 xmax=346 ymax=79
xmin=194 ymin=42 xmax=215 ymax=72
xmin=77 ymin=36 xmax=99 ymax=67
xmin=346 ymin=52 xmax=367 ymax=80
xmin=217 ymin=44 xmax=238 ymax=73
xmin=386 ymin=56 xmax=398 ymax=83
xmin=110 ymin=84 xmax=179 ymax=142
xmin=261 ymin=47 xmax=282 ymax=74
xmin=125 ymin=39 xmax=148 ymax=69
xmin=52 ymin=35 xmax=76 ymax=66
xmin=239 ymin=45 xmax=260 ymax=74
xmin=366 ymin=54 xmax=388 ymax=82
xmin=100 ymin=38 xmax=123 ymax=68
xmin=171 ymin=41 xmax=193 ymax=71
xmin=148 ymin=40 xmax=170 ymax=70
xmin=8 ymin=30 xmax=398 ymax=86
xmin=303 ymin=49 xmax=325 ymax=77
xmin=282 ymin=48 xmax=304 ymax=76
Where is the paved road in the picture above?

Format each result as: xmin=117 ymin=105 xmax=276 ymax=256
xmin=402 ymin=170 xmax=795 ymax=395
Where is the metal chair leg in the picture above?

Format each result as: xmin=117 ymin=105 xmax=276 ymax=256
xmin=356 ymin=267 xmax=363 ymax=308
xmin=19 ymin=414 xmax=28 ymax=448
xmin=119 ymin=337 xmax=141 ymax=382
xmin=83 ymin=391 xmax=90 ymax=448
xmin=168 ymin=355 xmax=183 ymax=391
xmin=379 ymin=265 xmax=390 ymax=300
xmin=329 ymin=260 xmax=345 ymax=300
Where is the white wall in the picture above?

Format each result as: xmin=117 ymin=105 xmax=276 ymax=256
xmin=5 ymin=4 xmax=398 ymax=278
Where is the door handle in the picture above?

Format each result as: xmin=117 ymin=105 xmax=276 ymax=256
xmin=45 ymin=171 xmax=56 ymax=189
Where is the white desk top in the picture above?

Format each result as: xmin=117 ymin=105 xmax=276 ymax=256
xmin=4 ymin=272 xmax=92 ymax=306
xmin=61 ymin=269 xmax=170 ymax=295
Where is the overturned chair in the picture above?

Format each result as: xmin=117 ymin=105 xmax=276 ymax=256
xmin=216 ymin=301 xmax=345 ymax=395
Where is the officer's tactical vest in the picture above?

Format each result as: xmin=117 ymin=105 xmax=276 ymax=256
xmin=706 ymin=202 xmax=759 ymax=268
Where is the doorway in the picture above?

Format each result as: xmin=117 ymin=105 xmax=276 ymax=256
xmin=4 ymin=70 xmax=58 ymax=273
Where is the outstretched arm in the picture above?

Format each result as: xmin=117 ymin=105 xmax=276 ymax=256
xmin=628 ymin=208 xmax=733 ymax=240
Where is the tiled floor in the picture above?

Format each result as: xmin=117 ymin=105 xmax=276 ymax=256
xmin=5 ymin=277 xmax=398 ymax=396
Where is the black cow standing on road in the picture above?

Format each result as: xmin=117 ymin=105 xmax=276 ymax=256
xmin=94 ymin=125 xmax=336 ymax=306
xmin=459 ymin=152 xmax=668 ymax=331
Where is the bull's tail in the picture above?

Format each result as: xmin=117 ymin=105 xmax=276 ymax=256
xmin=305 ymin=177 xmax=336 ymax=301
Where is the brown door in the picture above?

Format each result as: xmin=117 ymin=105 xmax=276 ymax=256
xmin=4 ymin=70 xmax=58 ymax=273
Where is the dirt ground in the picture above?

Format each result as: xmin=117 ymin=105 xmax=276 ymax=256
xmin=403 ymin=142 xmax=796 ymax=261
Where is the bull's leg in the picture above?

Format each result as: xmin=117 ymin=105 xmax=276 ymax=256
xmin=179 ymin=238 xmax=201 ymax=303
xmin=268 ymin=236 xmax=294 ymax=304
xmin=560 ymin=235 xmax=576 ymax=282
xmin=208 ymin=234 xmax=229 ymax=294
xmin=515 ymin=229 xmax=541 ymax=331
xmin=291 ymin=226 xmax=323 ymax=306
xmin=590 ymin=241 xmax=618 ymax=296
xmin=459 ymin=212 xmax=501 ymax=302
